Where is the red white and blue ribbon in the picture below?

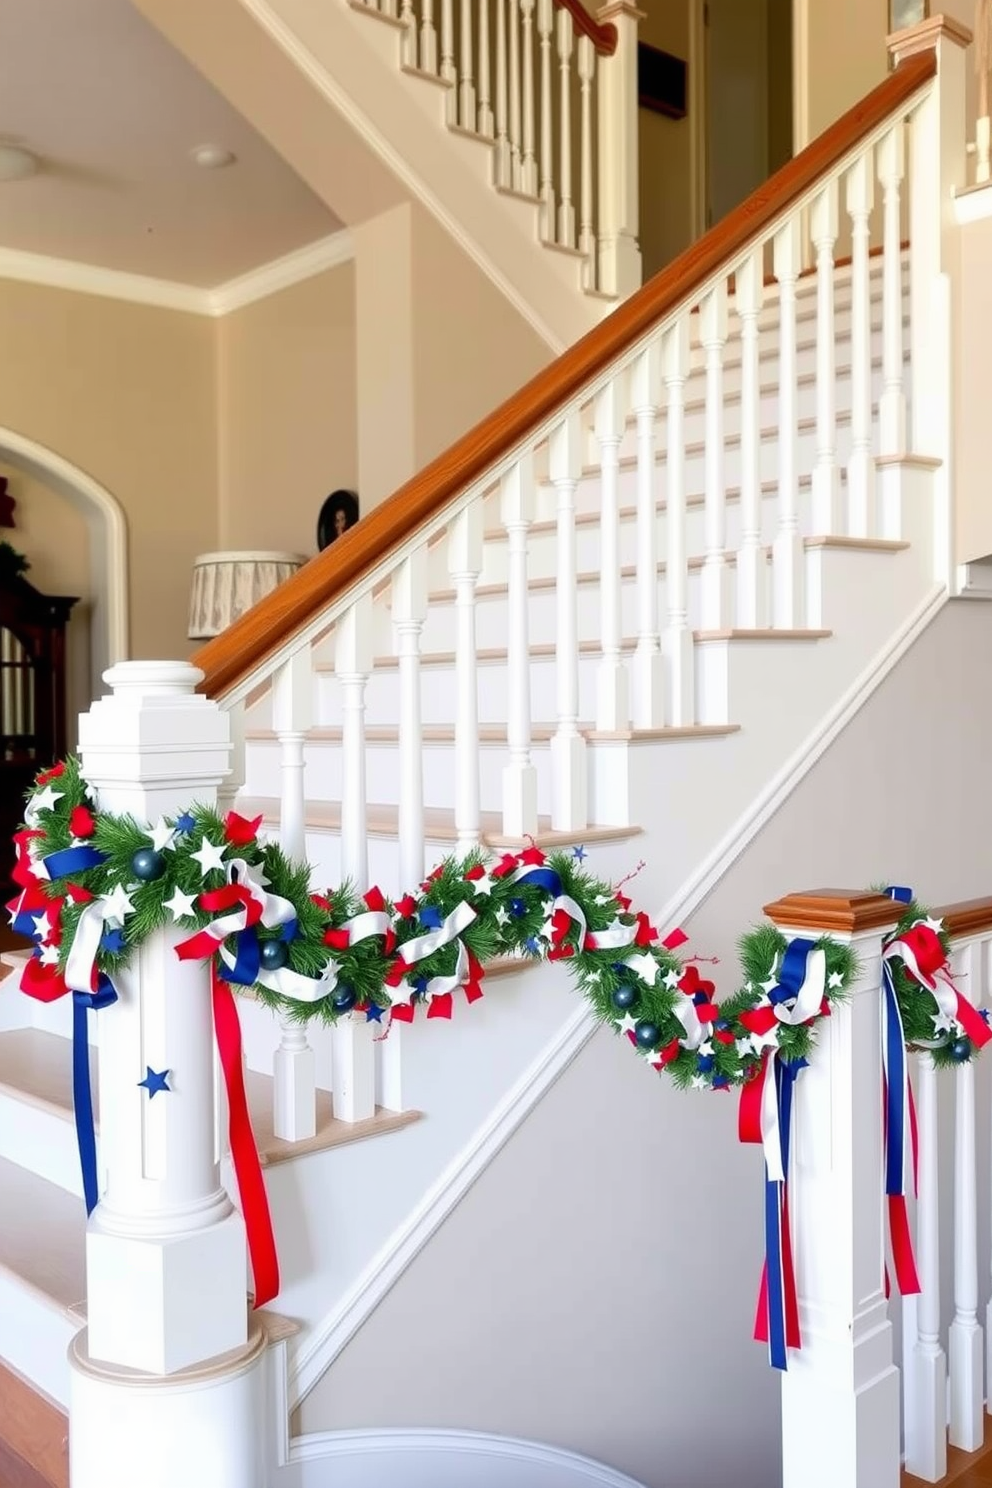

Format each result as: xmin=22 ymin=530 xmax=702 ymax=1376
xmin=881 ymin=887 xmax=922 ymax=1297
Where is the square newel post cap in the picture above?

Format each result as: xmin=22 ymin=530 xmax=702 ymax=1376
xmin=888 ymin=13 xmax=973 ymax=63
xmin=762 ymin=889 xmax=903 ymax=936
xmin=596 ymin=2 xmax=646 ymax=22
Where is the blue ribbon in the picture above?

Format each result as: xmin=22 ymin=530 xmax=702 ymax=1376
xmin=43 ymin=845 xmax=108 ymax=877
xmin=219 ymin=927 xmax=261 ymax=986
xmin=73 ymin=975 xmax=118 ymax=1215
xmin=514 ymin=867 xmax=563 ymax=898
xmin=882 ymin=886 xmax=912 ymax=1200
xmin=764 ymin=1055 xmax=807 ymax=1371
xmin=769 ymin=937 xmax=818 ymax=1009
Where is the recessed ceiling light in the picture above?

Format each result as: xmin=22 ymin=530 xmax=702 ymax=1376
xmin=190 ymin=144 xmax=235 ymax=170
xmin=0 ymin=145 xmax=38 ymax=182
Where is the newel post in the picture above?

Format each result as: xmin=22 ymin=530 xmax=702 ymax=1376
xmin=596 ymin=2 xmax=643 ymax=297
xmin=764 ymin=890 xmax=903 ymax=1488
xmin=67 ymin=661 xmax=267 ymax=1488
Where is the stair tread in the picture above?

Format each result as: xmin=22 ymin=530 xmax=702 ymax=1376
xmin=0 ymin=1029 xmax=95 ymax=1126
xmin=247 ymin=722 xmax=738 ymax=745
xmin=0 ymin=1153 xmax=86 ymax=1310
xmin=694 ymin=627 xmax=832 ymax=641
xmin=245 ymin=1079 xmax=420 ymax=1168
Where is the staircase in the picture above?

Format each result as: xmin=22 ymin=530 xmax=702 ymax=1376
xmin=0 ymin=19 xmax=983 ymax=1488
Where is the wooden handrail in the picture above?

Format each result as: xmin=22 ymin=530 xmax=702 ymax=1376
xmin=192 ymin=49 xmax=936 ymax=701
xmin=932 ymin=897 xmax=992 ymax=940
xmin=553 ymin=0 xmax=617 ymax=56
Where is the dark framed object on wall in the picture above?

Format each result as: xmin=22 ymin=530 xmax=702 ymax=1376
xmin=637 ymin=41 xmax=687 ymax=121
xmin=317 ymin=489 xmax=360 ymax=550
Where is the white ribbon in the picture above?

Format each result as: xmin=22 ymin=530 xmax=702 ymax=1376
xmin=671 ymin=996 xmax=709 ymax=1053
xmin=883 ymin=927 xmax=960 ymax=1033
xmin=761 ymin=1058 xmax=786 ymax=1183
xmin=65 ymin=900 xmax=109 ymax=995
xmin=398 ymin=900 xmax=477 ymax=966
xmin=771 ymin=946 xmax=826 ymax=1027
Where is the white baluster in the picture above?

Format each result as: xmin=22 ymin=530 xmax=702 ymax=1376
xmin=556 ymin=8 xmax=575 ymax=247
xmin=477 ymin=0 xmax=494 ymax=136
xmin=537 ymin=0 xmax=554 ymax=238
xmin=735 ymin=249 xmax=766 ymax=626
xmin=400 ymin=0 xmax=415 ymax=65
xmin=520 ymin=0 xmax=537 ymax=193
xmin=629 ymin=343 xmax=663 ymax=728
xmin=271 ymin=651 xmax=317 ymax=1144
xmin=846 ymin=152 xmax=876 ymax=537
xmin=420 ymin=0 xmax=438 ymax=73
xmin=878 ymin=126 xmax=907 ymax=457
xmin=441 ymin=0 xmax=456 ymax=120
xmin=381 ymin=0 xmax=396 ymax=20
xmin=332 ymin=596 xmax=376 ymax=1126
xmin=501 ymin=455 xmax=538 ymax=837
xmin=594 ymin=377 xmax=629 ymax=732
xmin=495 ymin=0 xmax=510 ymax=184
xmin=459 ymin=0 xmax=476 ymax=128
xmin=549 ymin=412 xmax=587 ymax=830
xmin=908 ymin=1053 xmax=948 ymax=1482
xmin=772 ymin=220 xmax=804 ymax=628
xmin=578 ymin=35 xmax=596 ymax=288
xmin=699 ymin=282 xmax=729 ymax=632
xmin=810 ymin=181 xmax=841 ymax=534
xmin=949 ymin=940 xmax=984 ymax=1451
xmin=978 ymin=4 xmax=991 ymax=186
xmin=449 ymin=503 xmax=483 ymax=853
xmin=509 ymin=0 xmax=522 ymax=189
xmin=595 ymin=0 xmax=642 ymax=297
xmin=662 ymin=317 xmax=694 ymax=726
xmin=216 ymin=696 xmax=246 ymax=817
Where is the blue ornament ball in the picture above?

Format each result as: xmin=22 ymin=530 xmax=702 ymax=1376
xmin=259 ymin=940 xmax=289 ymax=971
xmin=333 ymin=987 xmax=357 ymax=1014
xmin=949 ymin=1037 xmax=971 ymax=1064
xmin=612 ymin=984 xmax=639 ymax=1012
xmin=131 ymin=847 xmax=166 ymax=881
xmin=634 ymin=1020 xmax=661 ymax=1049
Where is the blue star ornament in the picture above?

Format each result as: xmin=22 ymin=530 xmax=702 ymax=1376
xmin=174 ymin=812 xmax=196 ymax=834
xmin=365 ymin=1003 xmax=385 ymax=1023
xmin=138 ymin=1066 xmax=171 ymax=1098
xmin=572 ymin=844 xmax=587 ymax=863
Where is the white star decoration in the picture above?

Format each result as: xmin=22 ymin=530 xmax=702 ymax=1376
xmin=663 ymin=968 xmax=681 ymax=991
xmin=31 ymin=910 xmax=53 ymax=943
xmin=191 ymin=837 xmax=228 ymax=877
xmin=748 ymin=1025 xmax=780 ymax=1056
xmin=932 ymin=1010 xmax=957 ymax=1036
xmin=617 ymin=1013 xmax=638 ymax=1037
xmin=495 ymin=905 xmax=510 ymax=927
xmin=690 ymin=1075 xmax=709 ymax=1090
xmin=148 ymin=817 xmax=178 ymax=853
xmin=101 ymin=883 xmax=135 ymax=927
xmin=471 ymin=873 xmax=495 ymax=897
xmin=163 ymin=887 xmax=198 ymax=922
xmin=38 ymin=943 xmax=60 ymax=967
xmin=30 ymin=785 xmax=64 ymax=816
xmin=828 ymin=971 xmax=844 ymax=990
xmin=922 ymin=916 xmax=944 ymax=935
xmin=627 ymin=951 xmax=660 ymax=986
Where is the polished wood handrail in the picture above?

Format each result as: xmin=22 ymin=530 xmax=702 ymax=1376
xmin=193 ymin=49 xmax=937 ymax=701
xmin=932 ymin=897 xmax=992 ymax=941
xmin=553 ymin=0 xmax=617 ymax=56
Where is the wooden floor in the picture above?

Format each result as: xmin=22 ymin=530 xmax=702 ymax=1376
xmin=0 ymin=1363 xmax=67 ymax=1488
xmin=904 ymin=1422 xmax=992 ymax=1487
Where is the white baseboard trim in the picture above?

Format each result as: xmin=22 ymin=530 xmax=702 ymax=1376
xmin=285 ymin=1427 xmax=648 ymax=1488
xmin=289 ymin=583 xmax=948 ymax=1408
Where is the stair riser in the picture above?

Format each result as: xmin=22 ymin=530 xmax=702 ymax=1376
xmin=0 ymin=1087 xmax=94 ymax=1199
xmin=0 ymin=1272 xmax=74 ymax=1409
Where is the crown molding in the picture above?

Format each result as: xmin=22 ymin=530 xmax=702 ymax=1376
xmin=0 ymin=229 xmax=354 ymax=317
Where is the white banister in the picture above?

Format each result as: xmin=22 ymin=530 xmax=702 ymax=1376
xmin=877 ymin=125 xmax=907 ymax=457
xmin=420 ymin=0 xmax=438 ymax=73
xmin=948 ymin=939 xmax=984 ymax=1452
xmin=549 ymin=411 xmax=587 ymax=830
xmin=735 ymin=248 xmax=765 ymax=627
xmin=509 ymin=0 xmax=523 ymax=189
xmin=537 ymin=0 xmax=554 ymax=237
xmin=70 ymin=661 xmax=265 ymax=1488
xmin=271 ymin=650 xmax=317 ymax=1144
xmin=595 ymin=0 xmax=641 ymax=297
xmin=521 ymin=0 xmax=538 ymax=193
xmin=392 ymin=549 xmax=428 ymax=888
xmin=594 ymin=376 xmax=629 ymax=732
xmin=478 ymin=0 xmax=494 ymax=135
xmin=810 ymin=180 xmax=841 ymax=535
xmin=556 ymin=8 xmax=576 ymax=247
xmin=699 ymin=281 xmax=729 ymax=633
xmin=400 ymin=0 xmax=415 ymax=65
xmin=907 ymin=1052 xmax=948 ymax=1483
xmin=578 ymin=35 xmax=596 ymax=286
xmin=495 ymin=0 xmax=510 ymax=184
xmin=441 ymin=0 xmax=457 ymax=119
xmin=629 ymin=341 xmax=663 ymax=728
xmin=845 ymin=152 xmax=876 ymax=537
xmin=459 ymin=0 xmax=476 ymax=127
xmin=501 ymin=454 xmax=539 ymax=836
xmin=771 ymin=220 xmax=803 ymax=628
xmin=449 ymin=501 xmax=484 ymax=851
xmin=661 ymin=316 xmax=693 ymax=726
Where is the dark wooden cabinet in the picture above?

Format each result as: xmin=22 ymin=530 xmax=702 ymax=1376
xmin=0 ymin=575 xmax=77 ymax=908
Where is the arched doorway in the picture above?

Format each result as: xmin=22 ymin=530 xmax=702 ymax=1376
xmin=0 ymin=428 xmax=129 ymax=692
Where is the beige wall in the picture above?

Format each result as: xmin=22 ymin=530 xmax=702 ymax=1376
xmin=217 ymin=263 xmax=358 ymax=559
xmin=795 ymin=0 xmax=887 ymax=148
xmin=639 ymin=0 xmax=695 ymax=279
xmin=296 ymin=597 xmax=992 ymax=1487
xmin=955 ymin=215 xmax=991 ymax=566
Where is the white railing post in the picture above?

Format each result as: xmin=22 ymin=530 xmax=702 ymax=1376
xmin=556 ymin=8 xmax=576 ymax=247
xmin=69 ymin=661 xmax=265 ymax=1488
xmin=495 ymin=0 xmax=511 ymax=186
xmin=271 ymin=650 xmax=317 ymax=1144
xmin=520 ymin=0 xmax=538 ymax=193
xmin=661 ymin=315 xmax=694 ymax=725
xmin=578 ymin=34 xmax=597 ymax=286
xmin=763 ymin=889 xmax=903 ymax=1488
xmin=948 ymin=938 xmax=984 ymax=1451
xmin=449 ymin=501 xmax=484 ymax=852
xmin=628 ymin=341 xmax=664 ymax=728
xmin=549 ymin=411 xmax=587 ymax=831
xmin=907 ymin=1051 xmax=948 ymax=1483
xmin=845 ymin=152 xmax=876 ymax=538
xmin=459 ymin=0 xmax=476 ymax=128
xmin=810 ymin=181 xmax=841 ymax=535
xmin=878 ymin=124 xmax=907 ymax=457
xmin=772 ymin=219 xmax=804 ymax=627
xmin=595 ymin=2 xmax=642 ymax=297
xmin=501 ymin=455 xmax=538 ymax=838
xmin=537 ymin=0 xmax=554 ymax=238
xmin=699 ymin=281 xmax=729 ymax=634
xmin=478 ymin=0 xmax=494 ymax=135
xmin=594 ymin=376 xmax=629 ymax=732
xmin=735 ymin=247 xmax=767 ymax=625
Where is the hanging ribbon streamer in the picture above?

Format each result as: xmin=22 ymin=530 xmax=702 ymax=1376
xmin=73 ymin=978 xmax=118 ymax=1214
xmin=740 ymin=1051 xmax=804 ymax=1369
xmin=211 ymin=965 xmax=279 ymax=1309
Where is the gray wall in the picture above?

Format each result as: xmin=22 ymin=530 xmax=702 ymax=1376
xmin=297 ymin=598 xmax=992 ymax=1488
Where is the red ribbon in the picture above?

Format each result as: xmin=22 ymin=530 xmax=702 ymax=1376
xmin=211 ymin=966 xmax=279 ymax=1308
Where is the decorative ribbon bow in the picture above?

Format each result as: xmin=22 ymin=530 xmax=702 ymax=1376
xmin=389 ymin=900 xmax=484 ymax=1020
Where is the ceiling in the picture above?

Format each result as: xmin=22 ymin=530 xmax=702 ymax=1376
xmin=0 ymin=0 xmax=342 ymax=288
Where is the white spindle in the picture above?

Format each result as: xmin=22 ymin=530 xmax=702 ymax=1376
xmin=478 ymin=0 xmax=494 ymax=135
xmin=400 ymin=0 xmax=415 ymax=65
xmin=549 ymin=412 xmax=587 ymax=830
xmin=392 ymin=550 xmax=428 ymax=887
xmin=595 ymin=0 xmax=641 ymax=297
xmin=846 ymin=152 xmax=876 ymax=536
xmin=978 ymin=2 xmax=991 ymax=184
xmin=459 ymin=0 xmax=476 ymax=128
xmin=449 ymin=502 xmax=483 ymax=852
xmin=495 ymin=0 xmax=510 ymax=184
xmin=578 ymin=36 xmax=596 ymax=287
xmin=537 ymin=0 xmax=554 ymax=238
xmin=271 ymin=651 xmax=317 ymax=1144
xmin=772 ymin=220 xmax=804 ymax=628
xmin=699 ymin=282 xmax=729 ymax=632
xmin=441 ymin=0 xmax=456 ymax=119
xmin=735 ymin=249 xmax=765 ymax=627
xmin=662 ymin=317 xmax=694 ymax=726
xmin=949 ymin=940 xmax=984 ymax=1451
xmin=629 ymin=343 xmax=664 ymax=728
xmin=332 ymin=596 xmax=376 ymax=1126
xmin=509 ymin=0 xmax=523 ymax=189
xmin=501 ymin=455 xmax=539 ymax=837
xmin=556 ymin=9 xmax=575 ymax=247
xmin=594 ymin=377 xmax=629 ymax=732
xmin=810 ymin=181 xmax=841 ymax=534
xmin=420 ymin=0 xmax=438 ymax=74
xmin=878 ymin=126 xmax=907 ymax=457
xmin=907 ymin=1053 xmax=948 ymax=1483
xmin=520 ymin=0 xmax=537 ymax=193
